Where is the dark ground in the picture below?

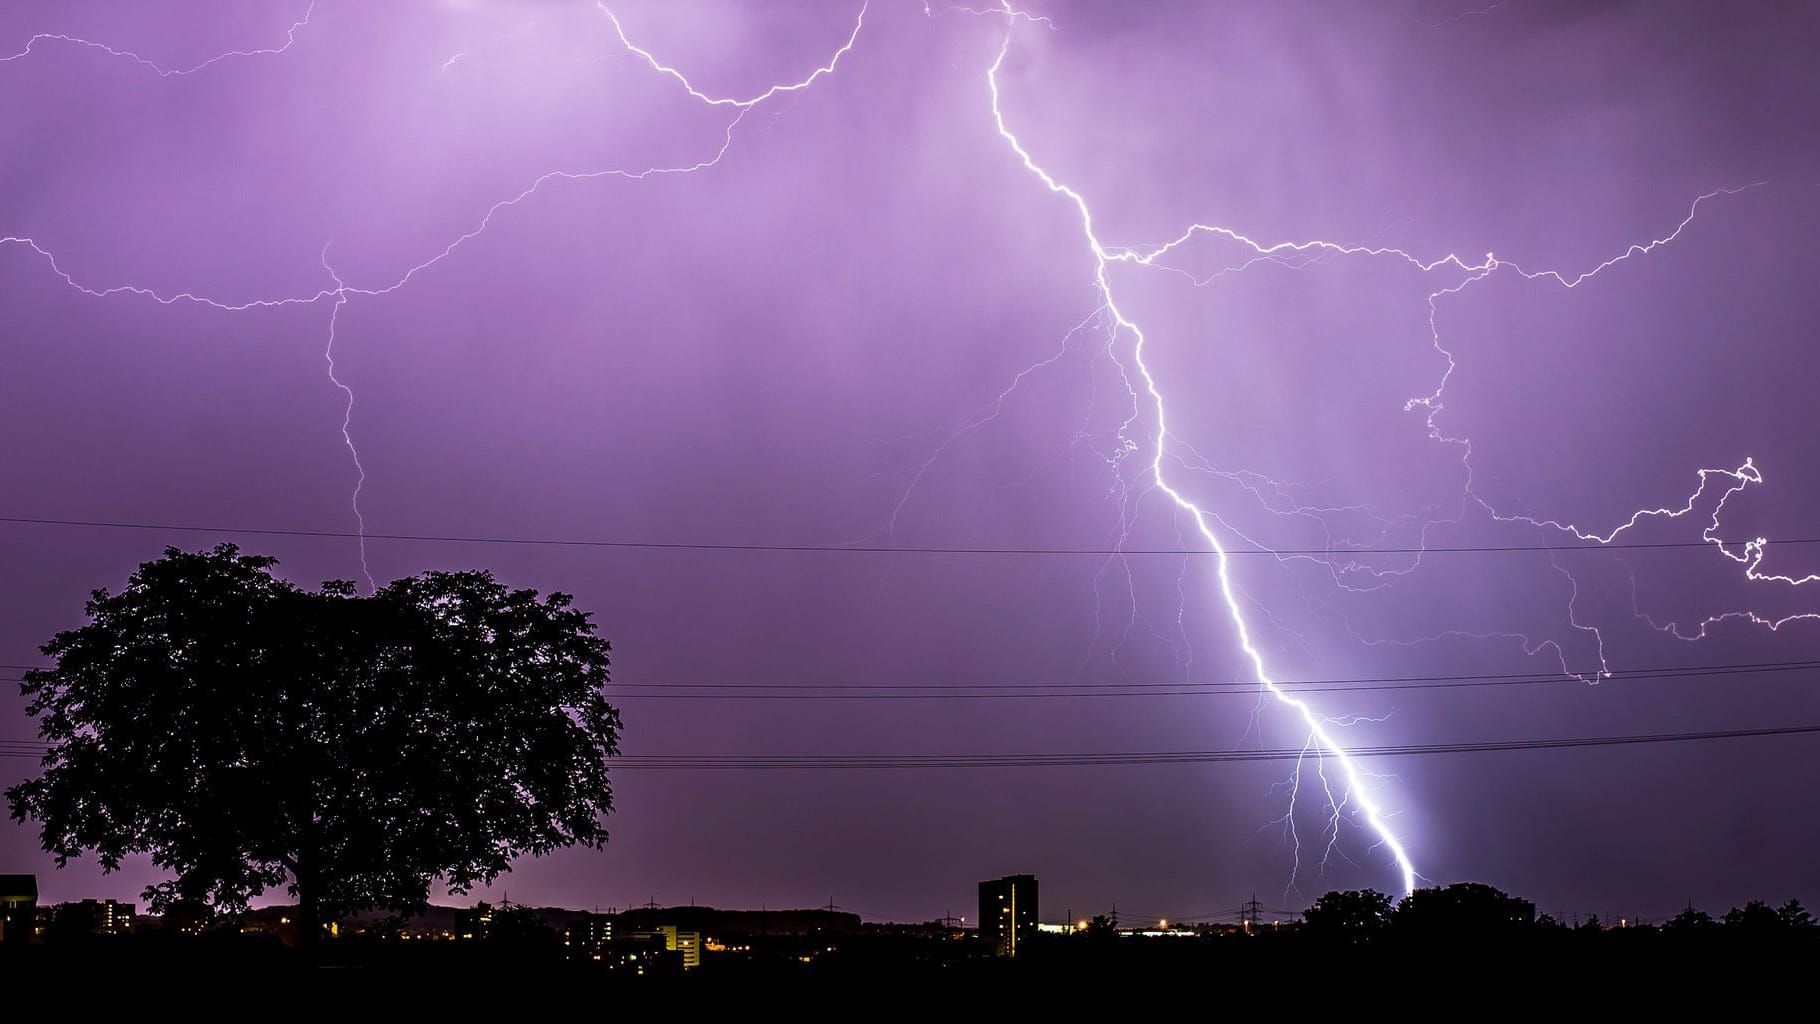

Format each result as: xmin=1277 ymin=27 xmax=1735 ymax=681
xmin=4 ymin=937 xmax=1811 ymax=1012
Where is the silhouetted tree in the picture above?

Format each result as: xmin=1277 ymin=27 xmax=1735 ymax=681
xmin=1304 ymin=889 xmax=1392 ymax=941
xmin=486 ymin=903 xmax=558 ymax=950
xmin=1664 ymin=905 xmax=1716 ymax=932
xmin=39 ymin=903 xmax=106 ymax=945
xmin=1535 ymin=913 xmax=1566 ymax=930
xmin=1777 ymin=899 xmax=1814 ymax=932
xmin=1723 ymin=899 xmax=1783 ymax=934
xmin=1395 ymin=883 xmax=1536 ymax=935
xmin=6 ymin=545 xmax=620 ymax=949
xmin=1578 ymin=914 xmax=1603 ymax=933
xmin=1084 ymin=914 xmax=1116 ymax=941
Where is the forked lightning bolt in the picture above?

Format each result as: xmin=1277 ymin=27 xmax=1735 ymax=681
xmin=3 ymin=1 xmax=1814 ymax=896
xmin=963 ymin=3 xmax=1807 ymax=892
xmin=984 ymin=5 xmax=1418 ymax=894
xmin=2 ymin=1 xmax=867 ymax=590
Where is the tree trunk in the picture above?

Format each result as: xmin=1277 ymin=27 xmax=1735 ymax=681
xmin=294 ymin=842 xmax=320 ymax=958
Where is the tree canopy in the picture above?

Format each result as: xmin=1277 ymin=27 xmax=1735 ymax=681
xmin=1301 ymin=887 xmax=1817 ymax=946
xmin=1393 ymin=882 xmax=1536 ymax=933
xmin=6 ymin=544 xmax=621 ymax=938
xmin=1303 ymin=888 xmax=1392 ymax=940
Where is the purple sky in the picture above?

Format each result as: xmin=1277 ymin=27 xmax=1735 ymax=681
xmin=5 ymin=0 xmax=1820 ymax=924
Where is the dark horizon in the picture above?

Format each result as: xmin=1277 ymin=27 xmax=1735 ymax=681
xmin=5 ymin=0 xmax=1820 ymax=923
xmin=13 ymin=877 xmax=1811 ymax=935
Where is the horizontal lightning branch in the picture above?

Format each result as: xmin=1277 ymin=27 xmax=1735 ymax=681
xmin=0 ymin=2 xmax=317 ymax=77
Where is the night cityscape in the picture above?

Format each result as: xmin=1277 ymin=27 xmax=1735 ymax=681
xmin=4 ymin=0 xmax=1819 ymax=1002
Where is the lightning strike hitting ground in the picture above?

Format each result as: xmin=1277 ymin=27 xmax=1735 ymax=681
xmin=958 ymin=5 xmax=1801 ymax=891
xmin=985 ymin=6 xmax=1419 ymax=895
xmin=3 ymin=1 xmax=1815 ymax=899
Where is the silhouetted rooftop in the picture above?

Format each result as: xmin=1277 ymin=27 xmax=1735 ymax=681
xmin=0 ymin=874 xmax=37 ymax=901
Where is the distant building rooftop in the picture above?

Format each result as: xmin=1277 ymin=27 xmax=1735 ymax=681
xmin=0 ymin=875 xmax=37 ymax=903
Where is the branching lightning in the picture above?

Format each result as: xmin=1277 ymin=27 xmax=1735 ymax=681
xmin=1096 ymin=177 xmax=1782 ymax=685
xmin=2 ymin=0 xmax=867 ymax=589
xmin=984 ymin=5 xmax=1418 ymax=894
xmin=945 ymin=4 xmax=1807 ymax=892
xmin=3 ymin=0 xmax=1814 ymax=897
xmin=882 ymin=304 xmax=1107 ymax=536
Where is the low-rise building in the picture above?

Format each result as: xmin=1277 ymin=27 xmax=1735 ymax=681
xmin=0 ymin=875 xmax=36 ymax=944
xmin=455 ymin=902 xmax=496 ymax=941
xmin=628 ymin=924 xmax=702 ymax=969
xmin=563 ymin=911 xmax=614 ymax=959
xmin=46 ymin=898 xmax=137 ymax=936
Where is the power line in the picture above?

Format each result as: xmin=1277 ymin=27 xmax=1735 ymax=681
xmin=3 ymin=659 xmax=1818 ymax=700
xmin=586 ymin=658 xmax=1820 ymax=698
xmin=598 ymin=724 xmax=1820 ymax=767
xmin=5 ymin=722 xmax=1818 ymax=765
xmin=0 ymin=513 xmax=1802 ymax=558
xmin=618 ymin=662 xmax=1820 ymax=694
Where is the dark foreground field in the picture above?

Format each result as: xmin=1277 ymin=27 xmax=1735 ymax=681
xmin=5 ymin=937 xmax=1813 ymax=1012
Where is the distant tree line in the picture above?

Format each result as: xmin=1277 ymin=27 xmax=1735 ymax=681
xmin=1303 ymin=882 xmax=1817 ymax=945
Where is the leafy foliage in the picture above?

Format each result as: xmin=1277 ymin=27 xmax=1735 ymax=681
xmin=1302 ymin=888 xmax=1392 ymax=940
xmin=483 ymin=903 xmax=559 ymax=949
xmin=6 ymin=545 xmax=621 ymax=928
xmin=1664 ymin=905 xmax=1716 ymax=931
xmin=1394 ymin=882 xmax=1536 ymax=933
xmin=1724 ymin=899 xmax=1785 ymax=934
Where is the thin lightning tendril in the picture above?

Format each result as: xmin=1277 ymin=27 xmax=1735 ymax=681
xmin=1 ymin=2 xmax=316 ymax=77
xmin=597 ymin=1 xmax=868 ymax=109
xmin=883 ymin=304 xmax=1106 ymax=535
xmin=318 ymin=243 xmax=373 ymax=593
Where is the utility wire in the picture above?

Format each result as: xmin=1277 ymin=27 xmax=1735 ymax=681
xmin=0 ymin=513 xmax=1801 ymax=558
xmin=584 ymin=723 xmax=1820 ymax=767
xmin=592 ymin=659 xmax=1820 ymax=697
xmin=5 ymin=722 xmax=1818 ymax=765
xmin=4 ymin=658 xmax=1818 ymax=699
